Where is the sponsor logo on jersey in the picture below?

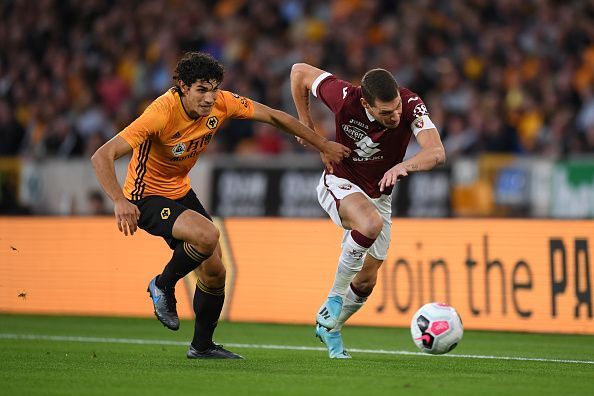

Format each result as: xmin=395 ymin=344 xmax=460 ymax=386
xmin=354 ymin=136 xmax=381 ymax=158
xmin=342 ymin=124 xmax=367 ymax=141
xmin=407 ymin=96 xmax=419 ymax=103
xmin=171 ymin=131 xmax=181 ymax=139
xmin=349 ymin=118 xmax=369 ymax=130
xmin=338 ymin=183 xmax=352 ymax=190
xmin=172 ymin=142 xmax=186 ymax=156
xmin=352 ymin=155 xmax=384 ymax=162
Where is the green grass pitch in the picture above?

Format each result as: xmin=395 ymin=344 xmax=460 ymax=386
xmin=1 ymin=314 xmax=593 ymax=396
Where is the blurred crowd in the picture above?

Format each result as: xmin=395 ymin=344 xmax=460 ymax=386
xmin=1 ymin=0 xmax=594 ymax=159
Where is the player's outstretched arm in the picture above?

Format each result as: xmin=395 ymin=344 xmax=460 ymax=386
xmin=290 ymin=63 xmax=327 ymax=131
xmin=378 ymin=129 xmax=446 ymax=192
xmin=250 ymin=101 xmax=351 ymax=172
xmin=91 ymin=135 xmax=140 ymax=236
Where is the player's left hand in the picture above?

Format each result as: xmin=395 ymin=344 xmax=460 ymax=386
xmin=320 ymin=141 xmax=351 ymax=173
xmin=379 ymin=164 xmax=408 ymax=192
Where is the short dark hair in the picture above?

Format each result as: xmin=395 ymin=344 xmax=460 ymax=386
xmin=361 ymin=68 xmax=399 ymax=105
xmin=173 ymin=52 xmax=225 ymax=89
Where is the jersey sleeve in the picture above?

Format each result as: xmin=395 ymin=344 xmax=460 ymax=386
xmin=118 ymin=98 xmax=169 ymax=148
xmin=403 ymin=95 xmax=437 ymax=137
xmin=221 ymin=90 xmax=254 ymax=119
xmin=312 ymin=73 xmax=351 ymax=114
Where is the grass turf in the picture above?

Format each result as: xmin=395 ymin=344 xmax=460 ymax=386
xmin=1 ymin=314 xmax=593 ymax=396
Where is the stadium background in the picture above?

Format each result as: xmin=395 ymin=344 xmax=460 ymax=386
xmin=1 ymin=0 xmax=593 ymax=335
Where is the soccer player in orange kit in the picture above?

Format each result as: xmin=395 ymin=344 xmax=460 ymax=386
xmin=91 ymin=52 xmax=351 ymax=359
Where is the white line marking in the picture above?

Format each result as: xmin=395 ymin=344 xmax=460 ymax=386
xmin=1 ymin=333 xmax=593 ymax=365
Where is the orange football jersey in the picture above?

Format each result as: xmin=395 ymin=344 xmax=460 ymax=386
xmin=119 ymin=88 xmax=254 ymax=200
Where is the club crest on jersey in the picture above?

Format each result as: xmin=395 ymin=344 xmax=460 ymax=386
xmin=338 ymin=183 xmax=352 ymax=190
xmin=161 ymin=208 xmax=171 ymax=220
xmin=172 ymin=142 xmax=186 ymax=156
xmin=207 ymin=116 xmax=219 ymax=129
xmin=414 ymin=117 xmax=424 ymax=129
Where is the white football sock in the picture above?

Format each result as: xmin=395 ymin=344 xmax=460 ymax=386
xmin=331 ymin=284 xmax=367 ymax=332
xmin=328 ymin=232 xmax=369 ymax=299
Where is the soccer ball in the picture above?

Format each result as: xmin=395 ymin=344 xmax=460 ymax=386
xmin=410 ymin=302 xmax=463 ymax=355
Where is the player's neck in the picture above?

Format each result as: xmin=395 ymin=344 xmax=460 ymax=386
xmin=179 ymin=95 xmax=200 ymax=120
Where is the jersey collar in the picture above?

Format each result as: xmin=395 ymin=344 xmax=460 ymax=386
xmin=174 ymin=89 xmax=200 ymax=121
xmin=365 ymin=108 xmax=376 ymax=122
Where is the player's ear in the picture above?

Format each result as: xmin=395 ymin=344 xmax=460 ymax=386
xmin=360 ymin=97 xmax=370 ymax=109
xmin=179 ymin=80 xmax=189 ymax=94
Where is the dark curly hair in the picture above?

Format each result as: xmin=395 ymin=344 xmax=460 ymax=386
xmin=361 ymin=68 xmax=399 ymax=106
xmin=173 ymin=52 xmax=225 ymax=92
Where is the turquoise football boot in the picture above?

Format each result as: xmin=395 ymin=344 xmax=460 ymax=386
xmin=316 ymin=295 xmax=343 ymax=330
xmin=316 ymin=324 xmax=351 ymax=359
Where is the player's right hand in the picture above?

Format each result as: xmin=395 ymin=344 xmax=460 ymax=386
xmin=114 ymin=198 xmax=140 ymax=236
xmin=320 ymin=141 xmax=351 ymax=173
xmin=378 ymin=163 xmax=409 ymax=192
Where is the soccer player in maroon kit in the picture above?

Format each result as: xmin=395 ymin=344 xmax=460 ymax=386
xmin=291 ymin=63 xmax=446 ymax=358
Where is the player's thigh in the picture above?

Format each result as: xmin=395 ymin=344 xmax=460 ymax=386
xmin=178 ymin=189 xmax=213 ymax=222
xmin=339 ymin=193 xmax=383 ymax=233
xmin=133 ymin=195 xmax=191 ymax=246
xmin=172 ymin=189 xmax=219 ymax=252
xmin=172 ymin=210 xmax=219 ymax=252
xmin=317 ymin=173 xmax=381 ymax=232
xmin=366 ymin=195 xmax=392 ymax=260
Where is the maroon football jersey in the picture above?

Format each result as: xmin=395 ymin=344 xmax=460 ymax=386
xmin=314 ymin=74 xmax=430 ymax=198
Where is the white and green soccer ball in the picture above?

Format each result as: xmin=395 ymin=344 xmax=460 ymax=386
xmin=410 ymin=302 xmax=463 ymax=355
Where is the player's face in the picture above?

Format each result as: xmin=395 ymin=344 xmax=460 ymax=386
xmin=365 ymin=95 xmax=402 ymax=128
xmin=180 ymin=79 xmax=220 ymax=117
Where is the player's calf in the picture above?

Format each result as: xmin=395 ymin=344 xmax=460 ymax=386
xmin=157 ymin=242 xmax=212 ymax=290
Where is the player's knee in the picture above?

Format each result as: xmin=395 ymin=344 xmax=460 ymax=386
xmin=201 ymin=224 xmax=220 ymax=252
xmin=359 ymin=213 xmax=383 ymax=239
xmin=188 ymin=223 xmax=219 ymax=254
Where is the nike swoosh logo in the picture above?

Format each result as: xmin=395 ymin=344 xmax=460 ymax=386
xmin=407 ymin=96 xmax=419 ymax=103
xmin=152 ymin=295 xmax=161 ymax=304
